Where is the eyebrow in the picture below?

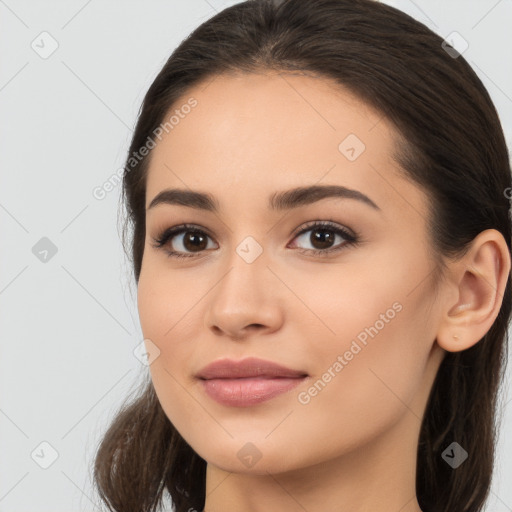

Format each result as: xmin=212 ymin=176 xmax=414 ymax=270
xmin=147 ymin=184 xmax=381 ymax=212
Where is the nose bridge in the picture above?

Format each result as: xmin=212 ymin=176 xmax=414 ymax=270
xmin=219 ymin=231 xmax=269 ymax=299
xmin=234 ymin=231 xmax=266 ymax=266
xmin=202 ymin=227 xmax=282 ymax=336
xmin=219 ymin=202 xmax=270 ymax=274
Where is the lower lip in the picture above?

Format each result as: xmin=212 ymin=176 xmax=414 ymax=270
xmin=199 ymin=376 xmax=308 ymax=407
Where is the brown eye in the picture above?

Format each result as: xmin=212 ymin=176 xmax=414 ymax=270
xmin=152 ymin=224 xmax=217 ymax=258
xmin=180 ymin=231 xmax=209 ymax=252
xmin=290 ymin=221 xmax=357 ymax=256
xmin=305 ymin=228 xmax=336 ymax=250
xmin=152 ymin=221 xmax=358 ymax=260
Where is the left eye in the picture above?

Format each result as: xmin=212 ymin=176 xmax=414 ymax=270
xmin=288 ymin=221 xmax=358 ymax=255
xmin=152 ymin=221 xmax=358 ymax=259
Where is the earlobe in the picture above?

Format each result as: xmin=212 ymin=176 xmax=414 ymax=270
xmin=435 ymin=229 xmax=511 ymax=353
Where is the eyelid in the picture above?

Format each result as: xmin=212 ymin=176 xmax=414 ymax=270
xmin=290 ymin=219 xmax=356 ymax=239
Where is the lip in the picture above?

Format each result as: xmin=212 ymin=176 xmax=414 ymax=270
xmin=196 ymin=357 xmax=309 ymax=407
xmin=196 ymin=356 xmax=308 ymax=379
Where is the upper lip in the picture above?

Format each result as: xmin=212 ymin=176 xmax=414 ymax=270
xmin=196 ymin=357 xmax=308 ymax=380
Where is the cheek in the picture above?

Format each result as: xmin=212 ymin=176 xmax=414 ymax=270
xmin=297 ymin=257 xmax=433 ymax=412
xmin=306 ymin=240 xmax=433 ymax=357
xmin=284 ymin=299 xmax=430 ymax=472
xmin=136 ymin=264 xmax=207 ymax=423
xmin=137 ymin=257 xmax=200 ymax=342
xmin=289 ymin=262 xmax=405 ymax=363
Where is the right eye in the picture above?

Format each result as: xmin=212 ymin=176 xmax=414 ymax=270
xmin=151 ymin=224 xmax=218 ymax=259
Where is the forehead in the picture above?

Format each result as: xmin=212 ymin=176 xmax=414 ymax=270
xmin=144 ymin=71 xmax=423 ymax=216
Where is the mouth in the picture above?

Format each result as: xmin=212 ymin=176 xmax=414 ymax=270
xmin=198 ymin=375 xmax=309 ymax=407
xmin=196 ymin=356 xmax=309 ymax=407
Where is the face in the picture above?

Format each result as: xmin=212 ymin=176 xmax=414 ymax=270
xmin=137 ymin=71 xmax=446 ymax=475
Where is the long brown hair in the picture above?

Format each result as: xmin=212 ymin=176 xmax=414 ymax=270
xmin=92 ymin=1 xmax=512 ymax=511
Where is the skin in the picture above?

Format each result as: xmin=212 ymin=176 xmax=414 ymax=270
xmin=137 ymin=71 xmax=511 ymax=512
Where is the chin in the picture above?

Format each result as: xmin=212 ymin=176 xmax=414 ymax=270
xmin=195 ymin=440 xmax=300 ymax=475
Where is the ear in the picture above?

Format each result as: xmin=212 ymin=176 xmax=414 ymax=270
xmin=436 ymin=229 xmax=511 ymax=353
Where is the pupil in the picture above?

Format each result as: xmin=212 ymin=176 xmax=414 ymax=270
xmin=184 ymin=232 xmax=207 ymax=251
xmin=312 ymin=229 xmax=334 ymax=249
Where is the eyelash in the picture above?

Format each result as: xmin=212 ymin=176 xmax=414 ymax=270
xmin=151 ymin=220 xmax=359 ymax=259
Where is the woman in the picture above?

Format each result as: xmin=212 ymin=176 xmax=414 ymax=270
xmin=93 ymin=1 xmax=512 ymax=511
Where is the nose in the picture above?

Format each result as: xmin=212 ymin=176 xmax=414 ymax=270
xmin=203 ymin=249 xmax=284 ymax=341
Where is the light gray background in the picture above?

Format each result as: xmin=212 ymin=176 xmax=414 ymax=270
xmin=1 ymin=1 xmax=511 ymax=511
